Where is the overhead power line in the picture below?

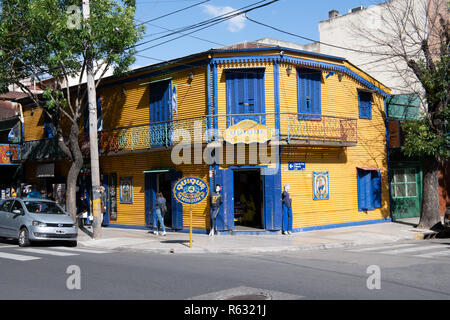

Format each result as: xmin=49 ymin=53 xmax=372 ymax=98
xmin=132 ymin=0 xmax=278 ymax=51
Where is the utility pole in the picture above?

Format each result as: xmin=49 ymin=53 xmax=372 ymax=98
xmin=82 ymin=0 xmax=102 ymax=239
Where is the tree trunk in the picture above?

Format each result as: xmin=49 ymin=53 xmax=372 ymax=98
xmin=417 ymin=155 xmax=442 ymax=230
xmin=64 ymin=123 xmax=84 ymax=222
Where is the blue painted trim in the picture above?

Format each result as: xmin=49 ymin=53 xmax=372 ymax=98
xmin=212 ymin=63 xmax=218 ymax=139
xmin=210 ymin=46 xmax=346 ymax=62
xmin=211 ymin=55 xmax=389 ymax=98
xmin=293 ymin=218 xmax=392 ymax=233
xmin=274 ymin=61 xmax=280 ymax=135
xmin=384 ymin=98 xmax=393 ymax=220
xmin=107 ymin=219 xmax=392 ymax=234
xmin=207 ymin=62 xmax=212 ymax=142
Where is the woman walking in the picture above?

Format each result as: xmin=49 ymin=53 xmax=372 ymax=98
xmin=153 ymin=192 xmax=167 ymax=236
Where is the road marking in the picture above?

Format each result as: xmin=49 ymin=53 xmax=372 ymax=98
xmin=0 ymin=252 xmax=40 ymax=261
xmin=348 ymin=244 xmax=416 ymax=252
xmin=51 ymin=247 xmax=109 ymax=254
xmin=415 ymin=250 xmax=450 ymax=258
xmin=378 ymin=245 xmax=450 ymax=255
xmin=0 ymin=245 xmax=18 ymax=249
xmin=16 ymin=248 xmax=79 ymax=256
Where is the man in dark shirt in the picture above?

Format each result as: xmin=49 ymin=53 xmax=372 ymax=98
xmin=282 ymin=184 xmax=293 ymax=235
xmin=209 ymin=184 xmax=223 ymax=236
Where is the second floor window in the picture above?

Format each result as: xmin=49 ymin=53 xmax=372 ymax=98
xmin=297 ymin=67 xmax=322 ymax=119
xmin=358 ymin=90 xmax=372 ymax=119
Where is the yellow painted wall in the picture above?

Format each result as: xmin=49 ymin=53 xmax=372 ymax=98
xmin=100 ymin=151 xmax=211 ymax=229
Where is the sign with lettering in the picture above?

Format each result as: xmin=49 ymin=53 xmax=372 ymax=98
xmin=288 ymin=162 xmax=306 ymax=171
xmin=173 ymin=177 xmax=209 ymax=205
xmin=223 ymin=120 xmax=272 ymax=144
xmin=388 ymin=121 xmax=401 ymax=148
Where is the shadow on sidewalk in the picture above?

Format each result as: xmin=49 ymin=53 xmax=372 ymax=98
xmin=160 ymin=239 xmax=191 ymax=248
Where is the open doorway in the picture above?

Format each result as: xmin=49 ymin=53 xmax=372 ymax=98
xmin=156 ymin=172 xmax=172 ymax=228
xmin=233 ymin=169 xmax=263 ymax=230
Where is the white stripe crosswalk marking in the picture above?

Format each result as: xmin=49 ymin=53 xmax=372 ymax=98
xmin=378 ymin=245 xmax=450 ymax=255
xmin=0 ymin=245 xmax=18 ymax=249
xmin=51 ymin=247 xmax=109 ymax=254
xmin=0 ymin=252 xmax=41 ymax=261
xmin=348 ymin=244 xmax=416 ymax=252
xmin=16 ymin=248 xmax=79 ymax=256
xmin=415 ymin=250 xmax=450 ymax=258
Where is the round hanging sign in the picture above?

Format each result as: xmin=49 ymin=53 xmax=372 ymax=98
xmin=173 ymin=177 xmax=209 ymax=205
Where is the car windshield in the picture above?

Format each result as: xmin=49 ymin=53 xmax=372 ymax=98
xmin=23 ymin=201 xmax=66 ymax=215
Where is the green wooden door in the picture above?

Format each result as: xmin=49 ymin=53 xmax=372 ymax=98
xmin=391 ymin=168 xmax=422 ymax=219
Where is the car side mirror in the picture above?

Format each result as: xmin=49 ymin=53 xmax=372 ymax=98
xmin=12 ymin=209 xmax=23 ymax=215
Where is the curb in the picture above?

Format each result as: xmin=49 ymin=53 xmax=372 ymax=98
xmin=76 ymin=232 xmax=424 ymax=255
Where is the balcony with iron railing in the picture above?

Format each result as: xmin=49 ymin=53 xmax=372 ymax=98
xmin=96 ymin=113 xmax=358 ymax=154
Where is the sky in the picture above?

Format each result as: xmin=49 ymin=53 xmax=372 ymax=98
xmin=131 ymin=0 xmax=381 ymax=69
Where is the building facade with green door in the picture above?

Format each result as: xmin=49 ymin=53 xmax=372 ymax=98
xmin=387 ymin=94 xmax=423 ymax=220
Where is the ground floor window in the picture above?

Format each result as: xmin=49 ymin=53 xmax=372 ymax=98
xmin=357 ymin=168 xmax=381 ymax=211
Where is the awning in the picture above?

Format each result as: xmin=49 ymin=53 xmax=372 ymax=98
xmin=143 ymin=168 xmax=173 ymax=174
xmin=357 ymin=166 xmax=382 ymax=171
xmin=0 ymin=117 xmax=20 ymax=131
xmin=36 ymin=163 xmax=55 ymax=178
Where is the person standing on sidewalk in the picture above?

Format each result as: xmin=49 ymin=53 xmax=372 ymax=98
xmin=282 ymin=184 xmax=293 ymax=235
xmin=209 ymin=184 xmax=223 ymax=236
xmin=153 ymin=192 xmax=167 ymax=236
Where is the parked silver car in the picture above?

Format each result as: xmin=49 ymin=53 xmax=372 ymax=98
xmin=0 ymin=198 xmax=77 ymax=247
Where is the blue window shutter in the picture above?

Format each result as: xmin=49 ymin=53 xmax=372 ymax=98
xmin=371 ymin=171 xmax=382 ymax=208
xmin=144 ymin=173 xmax=157 ymax=227
xmin=97 ymin=96 xmax=103 ymax=132
xmin=101 ymin=174 xmax=109 ymax=226
xmin=215 ymin=168 xmax=234 ymax=231
xmin=43 ymin=112 xmax=54 ymax=138
xmin=358 ymin=91 xmax=372 ymax=119
xmin=357 ymin=169 xmax=371 ymax=211
xmin=263 ymin=170 xmax=282 ymax=230
xmin=170 ymin=171 xmax=183 ymax=230
xmin=149 ymin=80 xmax=171 ymax=123
xmin=297 ymin=68 xmax=321 ymax=118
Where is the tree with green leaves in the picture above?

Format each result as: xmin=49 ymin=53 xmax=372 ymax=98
xmin=0 ymin=0 xmax=144 ymax=222
xmin=350 ymin=0 xmax=448 ymax=230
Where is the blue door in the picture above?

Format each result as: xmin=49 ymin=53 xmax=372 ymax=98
xmin=101 ymin=174 xmax=109 ymax=226
xmin=297 ymin=68 xmax=321 ymax=120
xmin=226 ymin=69 xmax=265 ymax=126
xmin=170 ymin=171 xmax=183 ymax=230
xmin=144 ymin=173 xmax=157 ymax=227
xmin=214 ymin=168 xmax=234 ymax=231
xmin=263 ymin=170 xmax=282 ymax=230
xmin=149 ymin=80 xmax=172 ymax=146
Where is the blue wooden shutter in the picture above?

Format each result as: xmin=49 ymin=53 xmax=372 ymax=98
xmin=297 ymin=68 xmax=321 ymax=119
xmin=149 ymin=80 xmax=172 ymax=146
xmin=263 ymin=170 xmax=282 ymax=230
xmin=144 ymin=173 xmax=157 ymax=227
xmin=226 ymin=69 xmax=265 ymax=125
xmin=170 ymin=171 xmax=183 ymax=230
xmin=357 ymin=169 xmax=372 ymax=211
xmin=371 ymin=171 xmax=382 ymax=208
xmin=43 ymin=112 xmax=54 ymax=138
xmin=215 ymin=168 xmax=234 ymax=231
xmin=101 ymin=174 xmax=109 ymax=226
xmin=358 ymin=91 xmax=372 ymax=119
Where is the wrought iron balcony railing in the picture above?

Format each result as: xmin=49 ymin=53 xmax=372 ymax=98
xmin=98 ymin=113 xmax=358 ymax=153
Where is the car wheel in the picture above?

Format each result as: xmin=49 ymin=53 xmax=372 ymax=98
xmin=18 ymin=228 xmax=31 ymax=247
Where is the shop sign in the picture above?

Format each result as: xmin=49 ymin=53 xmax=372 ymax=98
xmin=313 ymin=171 xmax=330 ymax=200
xmin=288 ymin=162 xmax=306 ymax=171
xmin=173 ymin=177 xmax=209 ymax=205
xmin=223 ymin=120 xmax=272 ymax=144
xmin=388 ymin=121 xmax=401 ymax=148
xmin=109 ymin=173 xmax=117 ymax=220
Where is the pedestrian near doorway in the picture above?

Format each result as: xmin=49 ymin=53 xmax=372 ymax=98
xmin=282 ymin=184 xmax=293 ymax=235
xmin=153 ymin=192 xmax=167 ymax=236
xmin=209 ymin=184 xmax=223 ymax=236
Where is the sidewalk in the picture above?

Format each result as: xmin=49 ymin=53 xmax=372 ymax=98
xmin=77 ymin=218 xmax=440 ymax=255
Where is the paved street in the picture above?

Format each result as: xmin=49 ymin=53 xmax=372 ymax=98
xmin=1 ymin=238 xmax=449 ymax=300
